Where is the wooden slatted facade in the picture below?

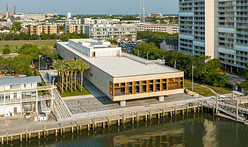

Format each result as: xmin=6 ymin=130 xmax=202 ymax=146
xmin=110 ymin=77 xmax=184 ymax=96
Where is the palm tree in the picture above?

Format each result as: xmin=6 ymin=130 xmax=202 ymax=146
xmin=59 ymin=60 xmax=67 ymax=94
xmin=52 ymin=60 xmax=61 ymax=91
xmin=78 ymin=59 xmax=90 ymax=93
xmin=74 ymin=59 xmax=80 ymax=91
xmin=68 ymin=59 xmax=76 ymax=94
xmin=65 ymin=59 xmax=70 ymax=92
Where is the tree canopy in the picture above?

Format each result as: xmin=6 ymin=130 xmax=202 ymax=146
xmin=133 ymin=42 xmax=229 ymax=88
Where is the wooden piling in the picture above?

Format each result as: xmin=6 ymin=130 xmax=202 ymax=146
xmin=136 ymin=113 xmax=139 ymax=122
xmin=1 ymin=137 xmax=4 ymax=144
xmin=71 ymin=126 xmax=74 ymax=133
xmin=20 ymin=134 xmax=22 ymax=141
xmin=38 ymin=132 xmax=40 ymax=139
xmin=145 ymin=115 xmax=147 ymax=121
xmin=10 ymin=136 xmax=13 ymax=142
xmin=87 ymin=124 xmax=90 ymax=131
xmin=118 ymin=119 xmax=120 ymax=126
xmin=158 ymin=113 xmax=160 ymax=119
xmin=55 ymin=129 xmax=57 ymax=136
xmin=103 ymin=122 xmax=105 ymax=128
xmin=132 ymin=117 xmax=134 ymax=124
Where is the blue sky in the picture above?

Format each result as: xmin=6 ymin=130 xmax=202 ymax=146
xmin=1 ymin=0 xmax=178 ymax=15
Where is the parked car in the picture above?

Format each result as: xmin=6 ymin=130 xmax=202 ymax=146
xmin=5 ymin=71 xmax=10 ymax=76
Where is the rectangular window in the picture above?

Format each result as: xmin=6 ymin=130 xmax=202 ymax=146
xmin=149 ymin=80 xmax=153 ymax=84
xmin=110 ymin=81 xmax=113 ymax=95
xmin=135 ymin=86 xmax=139 ymax=93
xmin=142 ymin=85 xmax=146 ymax=92
xmin=149 ymin=85 xmax=153 ymax=92
xmin=128 ymin=87 xmax=132 ymax=94
xmin=156 ymin=84 xmax=160 ymax=91
xmin=114 ymin=83 xmax=119 ymax=88
xmin=163 ymin=83 xmax=167 ymax=90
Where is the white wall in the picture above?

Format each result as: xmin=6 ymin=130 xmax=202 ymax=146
xmin=0 ymin=105 xmax=22 ymax=116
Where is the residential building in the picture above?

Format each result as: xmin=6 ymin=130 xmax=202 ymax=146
xmin=65 ymin=18 xmax=81 ymax=25
xmin=178 ymin=0 xmax=248 ymax=72
xmin=137 ymin=23 xmax=179 ymax=34
xmin=149 ymin=13 xmax=163 ymax=18
xmin=120 ymin=20 xmax=141 ymax=24
xmin=15 ymin=13 xmax=46 ymax=21
xmin=0 ymin=19 xmax=12 ymax=28
xmin=84 ymin=24 xmax=137 ymax=41
xmin=64 ymin=24 xmax=85 ymax=34
xmin=0 ymin=12 xmax=3 ymax=19
xmin=83 ymin=18 xmax=120 ymax=25
xmin=57 ymin=39 xmax=184 ymax=106
xmin=30 ymin=25 xmax=58 ymax=35
xmin=160 ymin=40 xmax=178 ymax=52
xmin=0 ymin=76 xmax=55 ymax=118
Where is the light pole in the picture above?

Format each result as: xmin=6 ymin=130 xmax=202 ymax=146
xmin=39 ymin=55 xmax=41 ymax=71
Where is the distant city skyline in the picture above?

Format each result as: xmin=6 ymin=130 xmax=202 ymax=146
xmin=1 ymin=0 xmax=178 ymax=15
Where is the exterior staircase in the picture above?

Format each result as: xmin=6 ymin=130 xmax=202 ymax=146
xmin=53 ymin=89 xmax=72 ymax=120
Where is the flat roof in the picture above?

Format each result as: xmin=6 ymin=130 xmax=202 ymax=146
xmin=0 ymin=76 xmax=41 ymax=86
xmin=58 ymin=42 xmax=182 ymax=78
xmin=87 ymin=56 xmax=181 ymax=77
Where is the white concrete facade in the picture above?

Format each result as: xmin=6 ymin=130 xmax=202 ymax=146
xmin=137 ymin=23 xmax=179 ymax=34
xmin=57 ymin=39 xmax=185 ymax=103
xmin=68 ymin=39 xmax=122 ymax=57
xmin=0 ymin=77 xmax=55 ymax=118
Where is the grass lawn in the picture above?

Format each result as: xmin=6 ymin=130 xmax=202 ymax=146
xmin=208 ymin=86 xmax=231 ymax=94
xmin=185 ymin=78 xmax=231 ymax=95
xmin=185 ymin=82 xmax=215 ymax=96
xmin=0 ymin=40 xmax=57 ymax=53
xmin=57 ymin=87 xmax=91 ymax=97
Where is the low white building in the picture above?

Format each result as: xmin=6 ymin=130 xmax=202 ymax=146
xmin=0 ymin=76 xmax=55 ymax=118
xmin=83 ymin=18 xmax=120 ymax=25
xmin=67 ymin=39 xmax=121 ymax=57
xmin=57 ymin=39 xmax=184 ymax=106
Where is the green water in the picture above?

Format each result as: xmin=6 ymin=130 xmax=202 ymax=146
xmin=5 ymin=113 xmax=248 ymax=147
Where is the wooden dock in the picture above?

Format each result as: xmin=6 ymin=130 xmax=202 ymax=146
xmin=0 ymin=102 xmax=210 ymax=145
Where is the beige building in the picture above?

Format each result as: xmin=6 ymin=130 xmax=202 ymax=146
xmin=137 ymin=23 xmax=179 ymax=34
xmin=65 ymin=25 xmax=85 ymax=34
xmin=57 ymin=39 xmax=184 ymax=106
xmin=30 ymin=25 xmax=57 ymax=35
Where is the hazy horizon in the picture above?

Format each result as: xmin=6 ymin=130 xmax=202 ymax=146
xmin=1 ymin=0 xmax=178 ymax=15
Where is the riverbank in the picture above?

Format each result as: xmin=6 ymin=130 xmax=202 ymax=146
xmin=0 ymin=95 xmax=211 ymax=145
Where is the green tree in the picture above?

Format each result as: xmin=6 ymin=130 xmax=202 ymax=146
xmin=11 ymin=22 xmax=22 ymax=31
xmin=18 ymin=44 xmax=43 ymax=59
xmin=78 ymin=59 xmax=90 ymax=92
xmin=3 ymin=44 xmax=10 ymax=54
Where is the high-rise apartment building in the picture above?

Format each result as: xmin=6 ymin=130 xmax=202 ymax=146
xmin=179 ymin=0 xmax=248 ymax=72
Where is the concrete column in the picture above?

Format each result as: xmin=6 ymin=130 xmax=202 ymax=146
xmin=20 ymin=91 xmax=22 ymax=117
xmin=3 ymin=92 xmax=5 ymax=119
xmin=51 ymin=88 xmax=54 ymax=110
xmin=159 ymin=96 xmax=164 ymax=102
xmin=120 ymin=100 xmax=126 ymax=107
xmin=216 ymin=95 xmax=218 ymax=114
xmin=36 ymin=90 xmax=38 ymax=114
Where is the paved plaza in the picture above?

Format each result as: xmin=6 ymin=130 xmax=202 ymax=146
xmin=64 ymin=78 xmax=198 ymax=115
xmin=64 ymin=94 xmax=197 ymax=115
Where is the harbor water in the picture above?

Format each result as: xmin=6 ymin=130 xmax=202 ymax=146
xmin=5 ymin=112 xmax=248 ymax=147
